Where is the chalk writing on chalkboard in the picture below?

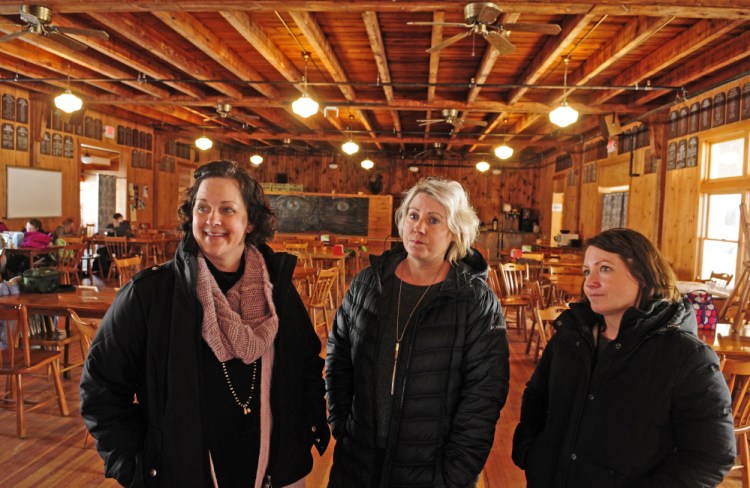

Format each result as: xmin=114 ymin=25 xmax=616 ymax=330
xmin=268 ymin=194 xmax=369 ymax=236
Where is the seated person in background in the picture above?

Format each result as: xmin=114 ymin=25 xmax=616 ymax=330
xmin=104 ymin=213 xmax=124 ymax=236
xmin=5 ymin=219 xmax=53 ymax=277
xmin=53 ymin=218 xmax=76 ymax=239
xmin=116 ymin=219 xmax=134 ymax=238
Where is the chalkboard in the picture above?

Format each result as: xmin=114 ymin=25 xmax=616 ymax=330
xmin=7 ymin=166 xmax=62 ymax=218
xmin=268 ymin=194 xmax=369 ymax=236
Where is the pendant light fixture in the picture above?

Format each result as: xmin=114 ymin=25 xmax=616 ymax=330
xmin=494 ymin=144 xmax=513 ymax=159
xmin=549 ymin=57 xmax=578 ymax=128
xmin=195 ymin=129 xmax=213 ymax=151
xmin=249 ymin=154 xmax=263 ymax=166
xmin=292 ymin=52 xmax=319 ymax=118
xmin=360 ymin=159 xmax=374 ymax=170
xmin=54 ymin=70 xmax=82 ymax=113
xmin=476 ymin=161 xmax=490 ymax=172
xmin=342 ymin=114 xmax=359 ymax=155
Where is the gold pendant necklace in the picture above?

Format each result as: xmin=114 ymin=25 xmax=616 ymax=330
xmin=221 ymin=360 xmax=258 ymax=415
xmin=390 ymin=263 xmax=444 ymax=395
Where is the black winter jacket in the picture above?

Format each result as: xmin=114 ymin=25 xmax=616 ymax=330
xmin=512 ymin=298 xmax=735 ymax=488
xmin=80 ymin=237 xmax=330 ymax=488
xmin=326 ymin=245 xmax=510 ymax=488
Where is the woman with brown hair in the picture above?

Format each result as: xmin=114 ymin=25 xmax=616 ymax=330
xmin=513 ymin=227 xmax=735 ymax=487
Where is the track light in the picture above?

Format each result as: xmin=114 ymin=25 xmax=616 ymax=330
xmin=292 ymin=53 xmax=319 ymax=118
xmin=550 ymin=57 xmax=578 ymax=128
xmin=250 ymin=154 xmax=263 ymax=166
xmin=195 ymin=135 xmax=213 ymax=151
xmin=360 ymin=159 xmax=374 ymax=170
xmin=494 ymin=144 xmax=513 ymax=160
xmin=476 ymin=161 xmax=490 ymax=172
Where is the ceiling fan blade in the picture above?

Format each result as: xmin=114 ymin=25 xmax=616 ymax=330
xmin=460 ymin=119 xmax=489 ymax=127
xmin=427 ymin=30 xmax=471 ymax=53
xmin=407 ymin=21 xmax=471 ymax=28
xmin=473 ymin=3 xmax=503 ymax=25
xmin=417 ymin=119 xmax=444 ymax=126
xmin=47 ymin=30 xmax=88 ymax=51
xmin=56 ymin=26 xmax=110 ymax=40
xmin=484 ymin=31 xmax=515 ymax=55
xmin=0 ymin=29 xmax=29 ymax=42
xmin=501 ymin=23 xmax=562 ymax=35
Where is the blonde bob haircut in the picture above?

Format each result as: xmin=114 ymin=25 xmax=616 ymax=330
xmin=395 ymin=177 xmax=480 ymax=264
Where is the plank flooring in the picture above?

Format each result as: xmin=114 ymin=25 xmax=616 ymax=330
xmin=0 ymin=290 xmax=742 ymax=487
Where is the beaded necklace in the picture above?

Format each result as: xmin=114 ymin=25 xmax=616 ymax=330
xmin=221 ymin=360 xmax=258 ymax=415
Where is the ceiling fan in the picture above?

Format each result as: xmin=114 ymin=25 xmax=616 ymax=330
xmin=202 ymin=103 xmax=261 ymax=125
xmin=0 ymin=5 xmax=109 ymax=51
xmin=414 ymin=142 xmax=464 ymax=160
xmin=408 ymin=2 xmax=561 ymax=55
xmin=251 ymin=138 xmax=313 ymax=155
xmin=418 ymin=109 xmax=488 ymax=129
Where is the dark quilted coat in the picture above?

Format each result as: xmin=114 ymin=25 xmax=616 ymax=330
xmin=326 ymin=245 xmax=510 ymax=488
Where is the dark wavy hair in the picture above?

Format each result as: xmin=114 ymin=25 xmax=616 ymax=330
xmin=27 ymin=218 xmax=43 ymax=232
xmin=583 ymin=228 xmax=681 ymax=307
xmin=177 ymin=160 xmax=276 ymax=246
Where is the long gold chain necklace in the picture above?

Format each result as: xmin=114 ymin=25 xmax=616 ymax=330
xmin=221 ymin=360 xmax=258 ymax=415
xmin=390 ymin=263 xmax=444 ymax=395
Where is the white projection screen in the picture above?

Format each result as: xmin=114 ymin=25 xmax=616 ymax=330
xmin=6 ymin=166 xmax=63 ymax=218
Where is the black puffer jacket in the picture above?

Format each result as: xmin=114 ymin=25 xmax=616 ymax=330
xmin=80 ymin=237 xmax=330 ymax=488
xmin=326 ymin=245 xmax=510 ymax=488
xmin=512 ymin=298 xmax=735 ymax=488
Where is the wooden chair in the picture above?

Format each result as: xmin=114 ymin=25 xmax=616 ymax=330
xmin=703 ymin=271 xmax=734 ymax=288
xmin=722 ymin=357 xmax=750 ymax=487
xmin=486 ymin=267 xmax=503 ymax=297
xmin=498 ymin=263 xmax=531 ymax=342
xmin=0 ymin=304 xmax=69 ymax=438
xmin=27 ymin=311 xmax=85 ymax=377
xmin=303 ymin=267 xmax=338 ymax=341
xmin=113 ymin=255 xmax=142 ymax=287
xmin=103 ymin=236 xmax=129 ymax=279
xmin=67 ymin=309 xmax=99 ymax=449
xmin=56 ymin=242 xmax=87 ymax=285
xmin=288 ymin=251 xmax=315 ymax=296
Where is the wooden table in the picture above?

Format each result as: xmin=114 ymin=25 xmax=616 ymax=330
xmin=3 ymin=246 xmax=64 ymax=269
xmin=701 ymin=323 xmax=750 ymax=359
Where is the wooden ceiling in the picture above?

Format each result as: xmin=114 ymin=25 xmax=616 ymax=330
xmin=1 ymin=1 xmax=749 ymax=164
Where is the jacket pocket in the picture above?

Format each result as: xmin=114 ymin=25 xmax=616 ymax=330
xmin=139 ymin=427 xmax=163 ymax=487
xmin=572 ymin=458 xmax=627 ymax=488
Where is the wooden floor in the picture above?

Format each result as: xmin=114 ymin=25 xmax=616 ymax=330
xmin=0 ymin=277 xmax=742 ymax=487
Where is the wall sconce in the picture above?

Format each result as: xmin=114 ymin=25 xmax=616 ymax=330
xmin=549 ymin=57 xmax=578 ymax=128
xmin=291 ymin=52 xmax=319 ymax=118
xmin=475 ymin=161 xmax=490 ymax=172
xmin=195 ymin=134 xmax=213 ymax=151
xmin=249 ymin=154 xmax=263 ymax=166
xmin=494 ymin=144 xmax=513 ymax=160
xmin=360 ymin=159 xmax=374 ymax=170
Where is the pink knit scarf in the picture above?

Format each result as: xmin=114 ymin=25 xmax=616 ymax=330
xmin=197 ymin=246 xmax=280 ymax=488
xmin=196 ymin=246 xmax=278 ymax=364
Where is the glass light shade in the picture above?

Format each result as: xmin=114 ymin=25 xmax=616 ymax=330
xmin=249 ymin=154 xmax=264 ymax=165
xmin=195 ymin=136 xmax=213 ymax=151
xmin=329 ymin=162 xmax=339 ymax=169
xmin=408 ymin=165 xmax=419 ymax=173
xmin=81 ymin=152 xmax=93 ymax=165
xmin=54 ymin=89 xmax=82 ymax=113
xmin=360 ymin=159 xmax=374 ymax=170
xmin=492 ymin=168 xmax=502 ymax=175
xmin=292 ymin=94 xmax=319 ymax=118
xmin=342 ymin=139 xmax=359 ymax=155
xmin=475 ymin=161 xmax=490 ymax=172
xmin=549 ymin=101 xmax=579 ymax=128
xmin=494 ymin=144 xmax=513 ymax=160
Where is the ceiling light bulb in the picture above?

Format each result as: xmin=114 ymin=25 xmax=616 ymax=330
xmin=549 ymin=101 xmax=579 ymax=128
xmin=494 ymin=144 xmax=513 ymax=160
xmin=195 ymin=136 xmax=213 ymax=151
xmin=250 ymin=154 xmax=263 ymax=166
xmin=408 ymin=165 xmax=419 ymax=173
xmin=476 ymin=161 xmax=490 ymax=172
xmin=360 ymin=159 xmax=374 ymax=170
xmin=342 ymin=139 xmax=359 ymax=155
xmin=54 ymin=89 xmax=82 ymax=113
xmin=292 ymin=94 xmax=319 ymax=118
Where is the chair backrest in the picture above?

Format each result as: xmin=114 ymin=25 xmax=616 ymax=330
xmin=309 ymin=267 xmax=338 ymax=307
xmin=709 ymin=271 xmax=734 ymax=288
xmin=486 ymin=267 xmax=503 ymax=297
xmin=499 ymin=262 xmax=528 ymax=295
xmin=287 ymin=250 xmax=313 ymax=268
xmin=57 ymin=242 xmax=87 ymax=272
xmin=114 ymin=255 xmax=142 ymax=286
xmin=722 ymin=358 xmax=750 ymax=427
xmin=103 ymin=236 xmax=128 ymax=260
xmin=285 ymin=242 xmax=309 ymax=252
xmin=0 ymin=304 xmax=30 ymax=370
xmin=67 ymin=308 xmax=98 ymax=359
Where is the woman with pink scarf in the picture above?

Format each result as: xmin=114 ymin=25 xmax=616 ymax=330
xmin=81 ymin=160 xmax=329 ymax=487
